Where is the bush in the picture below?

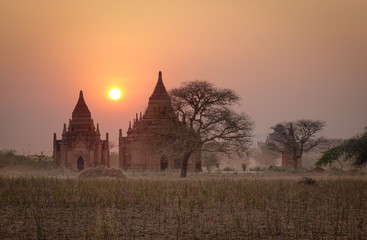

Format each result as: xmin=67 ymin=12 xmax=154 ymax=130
xmin=249 ymin=166 xmax=266 ymax=171
xmin=0 ymin=149 xmax=52 ymax=169
xmin=268 ymin=165 xmax=286 ymax=172
xmin=330 ymin=166 xmax=344 ymax=173
xmin=0 ymin=149 xmax=17 ymax=167
xmin=223 ymin=167 xmax=235 ymax=171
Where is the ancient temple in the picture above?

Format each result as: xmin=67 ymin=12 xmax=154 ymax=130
xmin=282 ymin=150 xmax=302 ymax=167
xmin=119 ymin=71 xmax=196 ymax=170
xmin=281 ymin=123 xmax=302 ymax=167
xmin=53 ymin=91 xmax=110 ymax=170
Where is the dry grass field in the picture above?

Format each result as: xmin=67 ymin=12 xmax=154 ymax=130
xmin=0 ymin=171 xmax=366 ymax=240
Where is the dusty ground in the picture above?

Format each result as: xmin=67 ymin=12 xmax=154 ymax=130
xmin=0 ymin=168 xmax=366 ymax=239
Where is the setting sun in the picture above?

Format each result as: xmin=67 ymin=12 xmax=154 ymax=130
xmin=109 ymin=88 xmax=121 ymax=100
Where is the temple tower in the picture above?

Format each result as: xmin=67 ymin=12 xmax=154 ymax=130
xmin=119 ymin=71 xmax=195 ymax=170
xmin=53 ymin=91 xmax=110 ymax=170
xmin=281 ymin=123 xmax=302 ymax=167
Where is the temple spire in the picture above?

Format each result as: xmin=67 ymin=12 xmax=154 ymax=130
xmin=149 ymin=71 xmax=170 ymax=100
xmin=72 ymin=90 xmax=91 ymax=118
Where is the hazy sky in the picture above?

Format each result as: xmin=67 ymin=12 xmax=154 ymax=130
xmin=1 ymin=0 xmax=366 ymax=154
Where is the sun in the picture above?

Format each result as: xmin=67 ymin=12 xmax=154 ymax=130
xmin=109 ymin=88 xmax=121 ymax=100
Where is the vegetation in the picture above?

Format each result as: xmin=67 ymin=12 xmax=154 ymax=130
xmin=249 ymin=166 xmax=267 ymax=171
xmin=241 ymin=163 xmax=247 ymax=171
xmin=0 ymin=176 xmax=366 ymax=239
xmin=317 ymin=127 xmax=367 ymax=170
xmin=222 ymin=166 xmax=235 ymax=171
xmin=202 ymin=152 xmax=219 ymax=172
xmin=170 ymin=80 xmax=254 ymax=177
xmin=0 ymin=149 xmax=52 ymax=170
xmin=268 ymin=165 xmax=287 ymax=172
xmin=266 ymin=120 xmax=326 ymax=170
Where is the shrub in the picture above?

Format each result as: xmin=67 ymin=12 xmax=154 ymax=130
xmin=249 ymin=166 xmax=266 ymax=171
xmin=223 ymin=167 xmax=235 ymax=171
xmin=0 ymin=149 xmax=52 ymax=169
xmin=268 ymin=165 xmax=286 ymax=172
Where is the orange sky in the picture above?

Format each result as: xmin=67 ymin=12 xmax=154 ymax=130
xmin=1 ymin=0 xmax=366 ymax=154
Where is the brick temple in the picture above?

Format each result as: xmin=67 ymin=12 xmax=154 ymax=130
xmin=53 ymin=91 xmax=110 ymax=170
xmin=282 ymin=123 xmax=302 ymax=167
xmin=119 ymin=71 xmax=196 ymax=170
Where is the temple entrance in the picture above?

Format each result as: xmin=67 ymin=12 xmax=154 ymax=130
xmin=77 ymin=157 xmax=84 ymax=171
xmin=160 ymin=155 xmax=168 ymax=171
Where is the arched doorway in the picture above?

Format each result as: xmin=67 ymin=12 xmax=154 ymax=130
xmin=160 ymin=155 xmax=168 ymax=171
xmin=77 ymin=156 xmax=84 ymax=171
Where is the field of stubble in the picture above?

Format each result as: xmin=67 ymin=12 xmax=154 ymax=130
xmin=0 ymin=174 xmax=366 ymax=240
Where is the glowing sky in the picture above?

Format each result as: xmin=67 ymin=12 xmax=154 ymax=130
xmin=1 ymin=0 xmax=366 ymax=154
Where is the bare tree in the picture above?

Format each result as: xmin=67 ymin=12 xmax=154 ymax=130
xmin=109 ymin=141 xmax=116 ymax=151
xmin=266 ymin=120 xmax=326 ymax=170
xmin=170 ymin=80 xmax=254 ymax=177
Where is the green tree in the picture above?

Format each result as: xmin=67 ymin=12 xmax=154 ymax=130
xmin=316 ymin=127 xmax=367 ymax=169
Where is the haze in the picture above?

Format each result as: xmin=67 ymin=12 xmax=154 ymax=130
xmin=1 ymin=0 xmax=366 ymax=154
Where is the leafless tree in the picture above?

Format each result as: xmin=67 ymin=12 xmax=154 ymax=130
xmin=266 ymin=120 xmax=326 ymax=170
xmin=169 ymin=80 xmax=254 ymax=177
xmin=109 ymin=141 xmax=116 ymax=151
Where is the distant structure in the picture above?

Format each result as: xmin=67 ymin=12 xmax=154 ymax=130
xmin=282 ymin=149 xmax=302 ymax=167
xmin=53 ymin=91 xmax=110 ymax=170
xmin=281 ymin=124 xmax=302 ymax=167
xmin=119 ymin=71 xmax=196 ymax=170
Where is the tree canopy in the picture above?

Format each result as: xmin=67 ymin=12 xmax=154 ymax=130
xmin=170 ymin=80 xmax=254 ymax=177
xmin=266 ymin=120 xmax=325 ymax=170
xmin=316 ymin=127 xmax=367 ymax=169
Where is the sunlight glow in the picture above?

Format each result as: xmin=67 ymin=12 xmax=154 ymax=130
xmin=109 ymin=88 xmax=121 ymax=100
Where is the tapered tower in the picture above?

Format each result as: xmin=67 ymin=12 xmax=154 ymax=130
xmin=53 ymin=91 xmax=110 ymax=170
xmin=119 ymin=71 xmax=196 ymax=170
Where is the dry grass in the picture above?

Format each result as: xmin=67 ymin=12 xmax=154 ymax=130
xmin=0 ymin=173 xmax=366 ymax=240
xmin=77 ymin=166 xmax=125 ymax=179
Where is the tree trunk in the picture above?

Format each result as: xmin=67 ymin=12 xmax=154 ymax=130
xmin=180 ymin=151 xmax=192 ymax=178
xmin=293 ymin=157 xmax=298 ymax=171
xmin=337 ymin=159 xmax=344 ymax=171
xmin=195 ymin=143 xmax=203 ymax=172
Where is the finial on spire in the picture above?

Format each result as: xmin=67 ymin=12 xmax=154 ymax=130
xmin=63 ymin=123 xmax=67 ymax=133
xmin=80 ymin=90 xmax=83 ymax=97
xmin=158 ymin=71 xmax=162 ymax=81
